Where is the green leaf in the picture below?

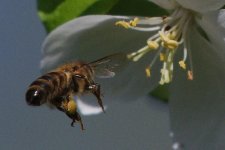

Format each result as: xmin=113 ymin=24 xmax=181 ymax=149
xmin=109 ymin=0 xmax=166 ymax=16
xmin=37 ymin=0 xmax=119 ymax=33
xmin=150 ymin=84 xmax=169 ymax=103
xmin=81 ymin=0 xmax=119 ymax=15
xmin=38 ymin=0 xmax=167 ymax=33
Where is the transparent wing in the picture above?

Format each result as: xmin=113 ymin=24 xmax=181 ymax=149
xmin=87 ymin=53 xmax=128 ymax=78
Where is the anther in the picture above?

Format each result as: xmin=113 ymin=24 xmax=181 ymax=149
xmin=187 ymin=70 xmax=193 ymax=80
xmin=130 ymin=17 xmax=139 ymax=27
xmin=179 ymin=60 xmax=186 ymax=70
xmin=145 ymin=67 xmax=151 ymax=77
xmin=115 ymin=21 xmax=130 ymax=28
xmin=160 ymin=53 xmax=166 ymax=61
xmin=147 ymin=41 xmax=159 ymax=49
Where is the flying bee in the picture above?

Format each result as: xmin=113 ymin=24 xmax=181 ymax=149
xmin=25 ymin=53 xmax=127 ymax=130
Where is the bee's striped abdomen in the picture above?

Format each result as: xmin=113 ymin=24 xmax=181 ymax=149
xmin=26 ymin=71 xmax=71 ymax=106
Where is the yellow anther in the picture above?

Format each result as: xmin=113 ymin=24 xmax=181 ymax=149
xmin=159 ymin=31 xmax=178 ymax=50
xmin=167 ymin=39 xmax=178 ymax=48
xmin=179 ymin=60 xmax=186 ymax=70
xmin=168 ymin=31 xmax=177 ymax=40
xmin=187 ymin=70 xmax=193 ymax=80
xmin=147 ymin=41 xmax=159 ymax=49
xmin=115 ymin=21 xmax=130 ymax=29
xmin=130 ymin=17 xmax=139 ymax=27
xmin=160 ymin=53 xmax=166 ymax=61
xmin=145 ymin=67 xmax=151 ymax=77
xmin=159 ymin=31 xmax=168 ymax=42
xmin=161 ymin=40 xmax=178 ymax=50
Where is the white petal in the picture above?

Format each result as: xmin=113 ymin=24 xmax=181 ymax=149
xmin=176 ymin=0 xmax=225 ymax=13
xmin=41 ymin=15 xmax=160 ymax=107
xmin=79 ymin=96 xmax=171 ymax=149
xmin=41 ymin=15 xmax=127 ymax=71
xmin=170 ymin=26 xmax=225 ymax=149
xmin=196 ymin=10 xmax=225 ymax=53
xmin=76 ymin=98 xmax=106 ymax=115
xmin=149 ymin=0 xmax=177 ymax=10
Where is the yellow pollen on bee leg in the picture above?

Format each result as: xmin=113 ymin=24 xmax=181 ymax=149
xmin=61 ymin=101 xmax=68 ymax=109
xmin=179 ymin=60 xmax=186 ymax=70
xmin=187 ymin=70 xmax=193 ymax=80
xmin=115 ymin=21 xmax=130 ymax=28
xmin=145 ymin=67 xmax=151 ymax=78
xmin=67 ymin=100 xmax=77 ymax=114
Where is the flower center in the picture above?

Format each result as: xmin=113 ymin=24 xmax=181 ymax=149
xmin=116 ymin=7 xmax=194 ymax=85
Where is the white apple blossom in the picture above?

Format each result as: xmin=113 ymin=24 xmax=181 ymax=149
xmin=41 ymin=0 xmax=225 ymax=149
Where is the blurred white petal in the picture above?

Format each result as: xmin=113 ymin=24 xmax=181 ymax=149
xmin=76 ymin=98 xmax=106 ymax=115
xmin=196 ymin=10 xmax=225 ymax=53
xmin=151 ymin=0 xmax=225 ymax=13
xmin=176 ymin=0 xmax=225 ymax=13
xmin=40 ymin=2 xmax=225 ymax=148
xmin=41 ymin=15 xmax=159 ymax=108
xmin=41 ymin=15 xmax=128 ymax=71
xmin=170 ymin=25 xmax=225 ymax=149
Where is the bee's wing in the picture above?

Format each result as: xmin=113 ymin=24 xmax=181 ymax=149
xmin=87 ymin=53 xmax=128 ymax=78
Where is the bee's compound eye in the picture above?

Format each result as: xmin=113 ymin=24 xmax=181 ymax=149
xmin=26 ymin=89 xmax=45 ymax=106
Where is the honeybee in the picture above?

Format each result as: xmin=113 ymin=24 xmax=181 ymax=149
xmin=26 ymin=53 xmax=126 ymax=130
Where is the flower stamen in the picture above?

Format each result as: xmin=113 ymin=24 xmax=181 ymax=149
xmin=187 ymin=70 xmax=193 ymax=80
xmin=145 ymin=67 xmax=151 ymax=78
xmin=129 ymin=17 xmax=139 ymax=27
xmin=147 ymin=41 xmax=159 ymax=49
xmin=160 ymin=53 xmax=166 ymax=61
xmin=116 ymin=8 xmax=194 ymax=84
xmin=179 ymin=60 xmax=186 ymax=70
xmin=127 ymin=46 xmax=151 ymax=61
xmin=115 ymin=21 xmax=130 ymax=28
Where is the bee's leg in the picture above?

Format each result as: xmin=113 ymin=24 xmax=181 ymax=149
xmin=68 ymin=111 xmax=85 ymax=130
xmin=76 ymin=112 xmax=85 ymax=130
xmin=88 ymin=83 xmax=105 ymax=113
xmin=52 ymin=96 xmax=67 ymax=112
xmin=72 ymin=74 xmax=105 ymax=112
xmin=72 ymin=74 xmax=86 ymax=92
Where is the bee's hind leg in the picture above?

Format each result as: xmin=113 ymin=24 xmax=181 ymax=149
xmin=88 ymin=83 xmax=105 ymax=113
xmin=72 ymin=74 xmax=105 ymax=112
xmin=68 ymin=111 xmax=85 ymax=130
xmin=53 ymin=95 xmax=85 ymax=130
